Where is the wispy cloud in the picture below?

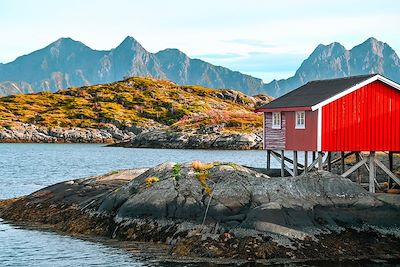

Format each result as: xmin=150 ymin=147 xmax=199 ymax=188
xmin=192 ymin=52 xmax=242 ymax=60
xmin=224 ymin=39 xmax=276 ymax=48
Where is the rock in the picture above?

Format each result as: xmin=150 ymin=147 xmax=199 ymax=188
xmin=1 ymin=163 xmax=400 ymax=262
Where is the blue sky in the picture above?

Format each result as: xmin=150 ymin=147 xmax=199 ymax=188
xmin=0 ymin=0 xmax=399 ymax=82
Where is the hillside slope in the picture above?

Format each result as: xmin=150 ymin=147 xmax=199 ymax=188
xmin=0 ymin=77 xmax=271 ymax=147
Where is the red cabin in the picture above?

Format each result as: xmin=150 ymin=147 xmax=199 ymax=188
xmin=256 ymin=74 xmax=400 ymax=192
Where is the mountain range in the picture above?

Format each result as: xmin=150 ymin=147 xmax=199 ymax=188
xmin=0 ymin=37 xmax=399 ymax=97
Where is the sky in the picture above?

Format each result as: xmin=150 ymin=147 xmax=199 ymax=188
xmin=0 ymin=0 xmax=399 ymax=83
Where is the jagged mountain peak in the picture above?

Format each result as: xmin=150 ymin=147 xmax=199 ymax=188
xmin=264 ymin=37 xmax=400 ymax=96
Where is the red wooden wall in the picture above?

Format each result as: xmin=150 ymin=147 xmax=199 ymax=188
xmin=264 ymin=112 xmax=285 ymax=150
xmin=322 ymin=80 xmax=400 ymax=151
xmin=285 ymin=111 xmax=318 ymax=151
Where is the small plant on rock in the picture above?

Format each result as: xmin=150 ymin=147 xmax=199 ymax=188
xmin=172 ymin=163 xmax=181 ymax=181
xmin=145 ymin=176 xmax=160 ymax=187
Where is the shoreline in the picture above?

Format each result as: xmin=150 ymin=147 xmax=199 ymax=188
xmin=0 ymin=123 xmax=263 ymax=150
xmin=1 ymin=163 xmax=399 ymax=264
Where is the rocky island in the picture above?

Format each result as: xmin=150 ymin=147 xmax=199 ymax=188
xmin=1 ymin=161 xmax=399 ymax=264
xmin=0 ymin=77 xmax=271 ymax=149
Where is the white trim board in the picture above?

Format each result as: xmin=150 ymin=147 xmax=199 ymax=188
xmin=311 ymin=75 xmax=400 ymax=111
xmin=317 ymin=108 xmax=322 ymax=151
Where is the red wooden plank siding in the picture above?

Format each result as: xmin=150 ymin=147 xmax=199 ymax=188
xmin=264 ymin=112 xmax=286 ymax=150
xmin=322 ymin=80 xmax=400 ymax=151
xmin=285 ymin=111 xmax=318 ymax=151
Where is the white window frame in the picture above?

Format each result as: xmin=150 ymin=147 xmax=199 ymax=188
xmin=295 ymin=111 xmax=305 ymax=129
xmin=271 ymin=112 xmax=281 ymax=129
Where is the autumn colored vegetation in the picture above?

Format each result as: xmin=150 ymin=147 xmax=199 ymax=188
xmin=0 ymin=77 xmax=271 ymax=133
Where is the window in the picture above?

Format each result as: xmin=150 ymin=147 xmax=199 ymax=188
xmin=272 ymin=112 xmax=281 ymax=129
xmin=295 ymin=111 xmax=305 ymax=129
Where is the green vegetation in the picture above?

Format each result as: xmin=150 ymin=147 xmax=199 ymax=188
xmin=0 ymin=77 xmax=270 ymax=134
xmin=172 ymin=163 xmax=182 ymax=181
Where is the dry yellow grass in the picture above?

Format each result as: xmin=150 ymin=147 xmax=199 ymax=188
xmin=0 ymin=77 xmax=271 ymax=134
xmin=145 ymin=176 xmax=160 ymax=187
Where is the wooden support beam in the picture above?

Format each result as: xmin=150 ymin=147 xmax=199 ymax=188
xmin=374 ymin=157 xmax=400 ymax=187
xmin=327 ymin=152 xmax=332 ymax=172
xmin=369 ymin=152 xmax=376 ymax=193
xmin=307 ymin=157 xmax=320 ymax=172
xmin=281 ymin=150 xmax=285 ymax=177
xmin=304 ymin=151 xmax=308 ymax=174
xmin=293 ymin=151 xmax=298 ymax=176
xmin=355 ymin=153 xmax=362 ymax=184
xmin=341 ymin=157 xmax=368 ymax=178
xmin=312 ymin=152 xmax=316 ymax=162
xmin=328 ymin=152 xmax=355 ymax=166
xmin=266 ymin=150 xmax=271 ymax=171
xmin=341 ymin=152 xmax=345 ymax=174
xmin=318 ymin=152 xmax=323 ymax=170
xmin=270 ymin=150 xmax=295 ymax=177
xmin=270 ymin=150 xmax=304 ymax=168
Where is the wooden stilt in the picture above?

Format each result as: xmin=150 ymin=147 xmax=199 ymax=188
xmin=281 ymin=150 xmax=285 ymax=177
xmin=312 ymin=152 xmax=316 ymax=162
xmin=318 ymin=152 xmax=323 ymax=170
xmin=374 ymin=157 xmax=400 ymax=187
xmin=327 ymin=152 xmax=332 ymax=172
xmin=304 ymin=151 xmax=308 ymax=174
xmin=270 ymin=150 xmax=304 ymax=168
xmin=266 ymin=150 xmax=271 ymax=171
xmin=341 ymin=152 xmax=345 ymax=174
xmin=369 ymin=151 xmax=376 ymax=193
xmin=356 ymin=152 xmax=362 ymax=184
xmin=293 ymin=151 xmax=298 ymax=176
xmin=388 ymin=151 xmax=393 ymax=188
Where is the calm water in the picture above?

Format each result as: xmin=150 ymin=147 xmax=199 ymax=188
xmin=0 ymin=143 xmax=270 ymax=266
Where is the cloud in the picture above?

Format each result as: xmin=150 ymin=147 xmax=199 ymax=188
xmin=192 ymin=52 xmax=242 ymax=60
xmin=224 ymin=39 xmax=276 ymax=48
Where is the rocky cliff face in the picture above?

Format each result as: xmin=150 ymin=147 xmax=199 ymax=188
xmin=264 ymin=38 xmax=400 ymax=96
xmin=0 ymin=37 xmax=265 ymax=96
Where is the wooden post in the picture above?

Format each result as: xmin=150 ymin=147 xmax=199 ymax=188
xmin=304 ymin=151 xmax=308 ymax=174
xmin=356 ymin=153 xmax=362 ymax=184
xmin=369 ymin=151 xmax=376 ymax=193
xmin=318 ymin=152 xmax=323 ymax=170
xmin=341 ymin=152 xmax=345 ymax=174
xmin=389 ymin=151 xmax=393 ymax=188
xmin=389 ymin=151 xmax=394 ymax=171
xmin=312 ymin=152 xmax=316 ymax=162
xmin=293 ymin=151 xmax=298 ymax=176
xmin=327 ymin=152 xmax=332 ymax=172
xmin=281 ymin=150 xmax=285 ymax=177
xmin=266 ymin=150 xmax=271 ymax=171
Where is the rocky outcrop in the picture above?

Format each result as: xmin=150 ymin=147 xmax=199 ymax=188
xmin=113 ymin=130 xmax=263 ymax=149
xmin=0 ymin=123 xmax=133 ymax=143
xmin=1 ymin=162 xmax=399 ymax=263
xmin=0 ymin=123 xmax=263 ymax=149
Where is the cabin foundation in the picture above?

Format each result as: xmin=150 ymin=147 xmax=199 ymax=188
xmin=267 ymin=150 xmax=400 ymax=193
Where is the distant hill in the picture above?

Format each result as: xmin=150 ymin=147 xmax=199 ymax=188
xmin=0 ymin=37 xmax=265 ymax=96
xmin=0 ymin=37 xmax=399 ymax=97
xmin=0 ymin=77 xmax=271 ymax=133
xmin=264 ymin=37 xmax=400 ymax=96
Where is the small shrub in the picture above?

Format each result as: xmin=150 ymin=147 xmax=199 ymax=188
xmin=195 ymin=171 xmax=212 ymax=195
xmin=145 ymin=176 xmax=160 ymax=187
xmin=172 ymin=163 xmax=181 ymax=181
xmin=191 ymin=161 xmax=214 ymax=172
